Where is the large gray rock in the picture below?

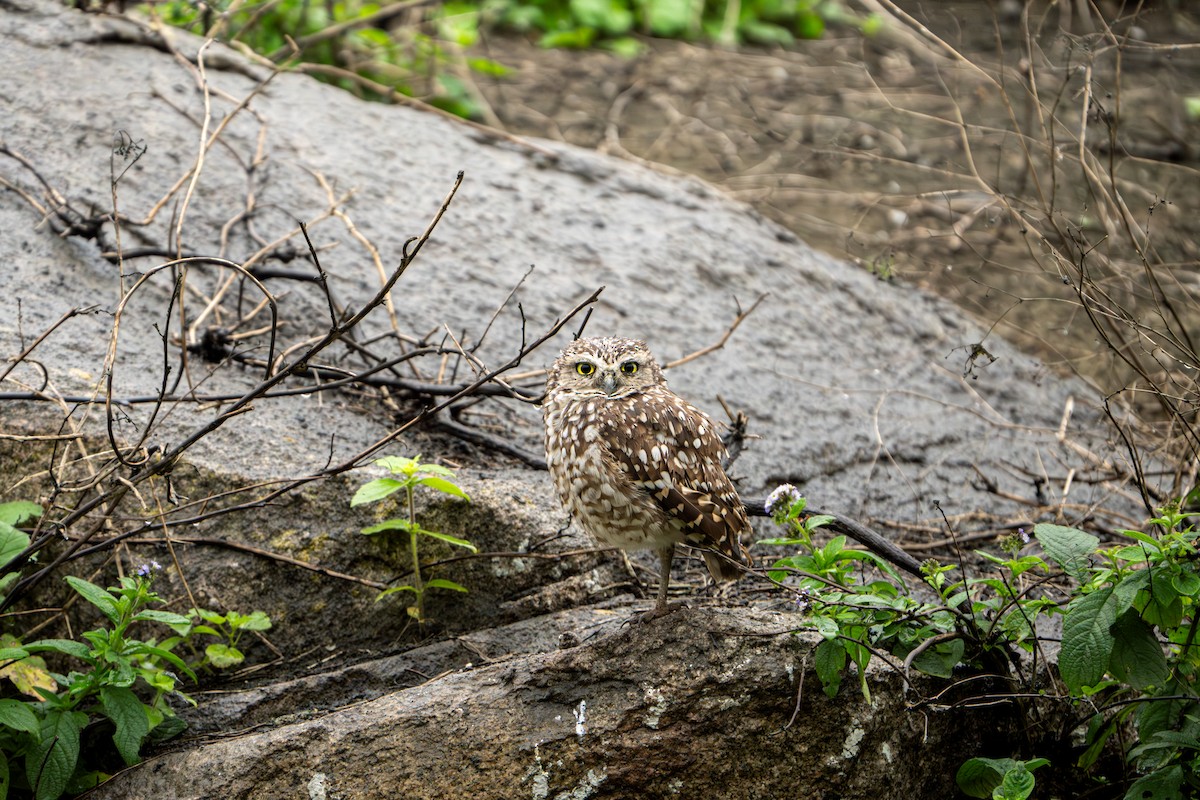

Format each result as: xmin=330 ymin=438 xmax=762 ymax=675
xmin=0 ymin=1 xmax=1118 ymax=796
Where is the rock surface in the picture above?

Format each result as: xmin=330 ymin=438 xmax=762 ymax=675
xmin=91 ymin=607 xmax=1016 ymax=800
xmin=0 ymin=1 xmax=1126 ymax=796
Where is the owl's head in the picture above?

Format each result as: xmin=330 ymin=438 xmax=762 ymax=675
xmin=547 ymin=337 xmax=665 ymax=399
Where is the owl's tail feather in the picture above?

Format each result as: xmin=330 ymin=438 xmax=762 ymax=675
xmin=702 ymin=548 xmax=746 ymax=582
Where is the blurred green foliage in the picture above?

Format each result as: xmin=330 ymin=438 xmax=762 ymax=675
xmin=142 ymin=0 xmax=876 ymax=119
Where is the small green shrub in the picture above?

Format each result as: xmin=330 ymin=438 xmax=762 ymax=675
xmin=351 ymin=455 xmax=475 ymax=623
xmin=761 ymin=482 xmax=1200 ymax=800
xmin=0 ymin=569 xmax=194 ymax=799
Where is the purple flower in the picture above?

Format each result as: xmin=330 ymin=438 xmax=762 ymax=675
xmin=135 ymin=560 xmax=162 ymax=577
xmin=765 ymin=483 xmax=802 ymax=516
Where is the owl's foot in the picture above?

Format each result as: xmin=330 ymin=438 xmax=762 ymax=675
xmin=633 ymin=599 xmax=687 ymax=623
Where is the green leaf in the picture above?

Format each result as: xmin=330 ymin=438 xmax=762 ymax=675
xmin=374 ymin=456 xmax=417 ymax=474
xmin=1059 ymin=587 xmax=1117 ymax=694
xmin=24 ymin=639 xmax=92 ymax=660
xmin=956 ymin=758 xmax=1016 ymax=798
xmin=813 ymin=639 xmax=845 ymax=698
xmin=416 ymin=528 xmax=477 ymax=552
xmin=740 ymin=19 xmax=794 ymax=45
xmin=539 ymin=27 xmax=596 ymax=48
xmin=0 ymin=525 xmax=30 ymax=572
xmin=1123 ymin=764 xmax=1184 ymax=799
xmin=0 ymin=698 xmax=39 ymax=734
xmin=0 ymin=647 xmax=29 ymax=661
xmin=376 ymin=585 xmax=418 ymax=601
xmin=361 ymin=518 xmax=416 ymax=535
xmin=191 ymin=608 xmax=226 ymax=625
xmin=994 ymin=762 xmax=1036 ymax=800
xmin=350 ymin=478 xmax=405 ymax=507
xmin=1034 ymin=523 xmax=1098 ymax=582
xmin=424 ymin=578 xmax=468 ymax=593
xmin=467 ymin=57 xmax=511 ymax=77
xmin=27 ymin=709 xmax=86 ymax=800
xmin=416 ymin=476 xmax=470 ymax=500
xmin=1108 ymin=611 xmax=1169 ymax=691
xmin=603 ymin=36 xmax=643 ymax=57
xmin=99 ymin=686 xmax=149 ymax=765
xmin=133 ymin=610 xmax=193 ymax=634
xmin=204 ymin=644 xmax=244 ymax=669
xmin=0 ymin=750 xmax=9 ymax=800
xmin=1141 ymin=572 xmax=1183 ymax=628
xmin=230 ymin=611 xmax=272 ymax=632
xmin=0 ymin=502 xmax=42 ymax=527
xmin=811 ymin=616 xmax=838 ymax=639
xmin=1172 ymin=570 xmax=1200 ymax=596
xmin=909 ymin=638 xmax=965 ymax=679
xmin=128 ymin=643 xmax=195 ymax=680
xmin=65 ymin=576 xmax=120 ymax=624
xmin=643 ymin=0 xmax=691 ymax=37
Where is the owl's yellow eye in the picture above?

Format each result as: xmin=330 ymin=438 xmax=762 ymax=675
xmin=620 ymin=361 xmax=639 ymax=375
xmin=575 ymin=362 xmax=596 ymax=376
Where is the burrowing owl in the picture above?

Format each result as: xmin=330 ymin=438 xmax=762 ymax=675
xmin=543 ymin=337 xmax=751 ymax=618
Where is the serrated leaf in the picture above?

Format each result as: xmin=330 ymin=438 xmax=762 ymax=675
xmin=0 ymin=502 xmax=42 ymax=527
xmin=416 ymin=476 xmax=470 ymax=500
xmin=27 ymin=709 xmax=86 ymax=800
xmin=64 ymin=576 xmax=119 ymax=624
xmin=0 ymin=698 xmax=39 ymax=734
xmin=1034 ymin=523 xmax=1098 ymax=582
xmin=1108 ymin=611 xmax=1169 ymax=691
xmin=99 ymin=686 xmax=149 ymax=766
xmin=1059 ymin=587 xmax=1117 ymax=693
xmin=350 ymin=478 xmax=405 ymax=507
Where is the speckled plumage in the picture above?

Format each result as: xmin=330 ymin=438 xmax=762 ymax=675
xmin=542 ymin=337 xmax=750 ymax=615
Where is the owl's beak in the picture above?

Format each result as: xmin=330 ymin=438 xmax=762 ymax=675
xmin=599 ymin=371 xmax=619 ymax=395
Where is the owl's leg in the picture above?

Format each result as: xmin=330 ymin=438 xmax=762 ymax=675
xmin=639 ymin=544 xmax=679 ymax=621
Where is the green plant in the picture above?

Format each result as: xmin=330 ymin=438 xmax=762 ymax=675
xmin=762 ymin=478 xmax=1200 ymax=799
xmin=1036 ymin=506 xmax=1199 ymax=799
xmin=0 ymin=569 xmax=194 ymax=800
xmin=160 ymin=607 xmax=273 ymax=673
xmin=956 ymin=757 xmax=1049 ymax=800
xmin=351 ymin=455 xmax=475 ymax=623
xmin=0 ymin=501 xmax=42 ymax=604
xmin=142 ymin=0 xmax=504 ymax=118
xmin=760 ymin=485 xmax=964 ymax=702
xmin=474 ymin=0 xmax=875 ymax=49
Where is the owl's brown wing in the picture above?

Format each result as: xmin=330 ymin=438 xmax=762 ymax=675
xmin=600 ymin=390 xmax=750 ymax=575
